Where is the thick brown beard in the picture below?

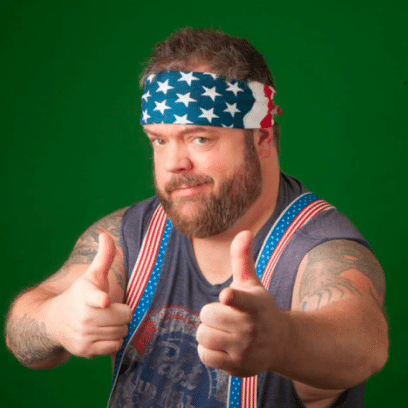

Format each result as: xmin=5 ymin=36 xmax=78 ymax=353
xmin=157 ymin=137 xmax=262 ymax=238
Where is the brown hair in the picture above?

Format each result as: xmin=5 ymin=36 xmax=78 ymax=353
xmin=141 ymin=27 xmax=281 ymax=150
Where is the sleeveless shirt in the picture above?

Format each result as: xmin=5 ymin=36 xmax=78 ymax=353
xmin=109 ymin=174 xmax=368 ymax=407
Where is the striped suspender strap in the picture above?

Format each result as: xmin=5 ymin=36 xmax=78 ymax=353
xmin=111 ymin=205 xmax=172 ymax=391
xmin=227 ymin=193 xmax=334 ymax=408
xmin=110 ymin=193 xmax=334 ymax=405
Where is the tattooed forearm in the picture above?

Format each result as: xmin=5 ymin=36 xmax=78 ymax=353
xmin=299 ymin=240 xmax=385 ymax=311
xmin=6 ymin=315 xmax=65 ymax=366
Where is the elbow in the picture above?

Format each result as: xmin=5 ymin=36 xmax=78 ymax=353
xmin=342 ymin=319 xmax=389 ymax=388
xmin=372 ymin=312 xmax=390 ymax=375
xmin=5 ymin=324 xmax=71 ymax=370
xmin=370 ymin=330 xmax=389 ymax=378
xmin=361 ymin=318 xmax=390 ymax=384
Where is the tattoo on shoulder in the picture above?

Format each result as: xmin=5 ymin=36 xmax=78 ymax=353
xmin=47 ymin=207 xmax=129 ymax=289
xmin=299 ymin=240 xmax=385 ymax=311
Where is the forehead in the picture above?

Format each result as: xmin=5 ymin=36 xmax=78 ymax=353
xmin=143 ymin=124 xmax=244 ymax=139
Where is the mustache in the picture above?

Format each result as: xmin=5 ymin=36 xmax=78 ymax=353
xmin=164 ymin=174 xmax=214 ymax=194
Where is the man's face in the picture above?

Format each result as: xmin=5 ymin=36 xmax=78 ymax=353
xmin=144 ymin=124 xmax=262 ymax=238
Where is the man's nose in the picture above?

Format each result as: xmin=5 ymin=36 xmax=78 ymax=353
xmin=163 ymin=143 xmax=193 ymax=173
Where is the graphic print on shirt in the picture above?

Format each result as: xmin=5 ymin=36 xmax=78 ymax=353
xmin=111 ymin=306 xmax=228 ymax=408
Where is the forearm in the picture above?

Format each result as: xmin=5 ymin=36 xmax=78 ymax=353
xmin=6 ymin=289 xmax=71 ymax=369
xmin=275 ymin=301 xmax=389 ymax=389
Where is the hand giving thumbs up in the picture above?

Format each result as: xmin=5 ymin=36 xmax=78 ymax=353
xmin=45 ymin=233 xmax=133 ymax=359
xmin=197 ymin=231 xmax=288 ymax=377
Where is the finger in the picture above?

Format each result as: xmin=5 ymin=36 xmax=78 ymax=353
xmin=86 ymin=339 xmax=125 ymax=358
xmin=219 ymin=287 xmax=262 ymax=313
xmin=200 ymin=302 xmax=244 ymax=330
xmin=196 ymin=323 xmax=233 ymax=351
xmin=83 ymin=284 xmax=111 ymax=309
xmin=83 ymin=323 xmax=129 ymax=341
xmin=197 ymin=344 xmax=232 ymax=371
xmin=92 ymin=303 xmax=134 ymax=327
xmin=230 ymin=231 xmax=260 ymax=289
xmin=83 ymin=233 xmax=116 ymax=293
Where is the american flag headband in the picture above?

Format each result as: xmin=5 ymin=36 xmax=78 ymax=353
xmin=141 ymin=71 xmax=282 ymax=129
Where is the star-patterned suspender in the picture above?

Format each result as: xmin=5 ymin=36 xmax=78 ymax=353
xmin=110 ymin=205 xmax=172 ymax=396
xmin=227 ymin=193 xmax=334 ymax=408
xmin=109 ymin=193 xmax=334 ymax=407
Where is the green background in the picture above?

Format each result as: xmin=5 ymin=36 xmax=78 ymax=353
xmin=1 ymin=0 xmax=406 ymax=406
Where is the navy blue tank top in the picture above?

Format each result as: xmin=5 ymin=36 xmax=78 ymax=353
xmin=110 ymin=174 xmax=368 ymax=407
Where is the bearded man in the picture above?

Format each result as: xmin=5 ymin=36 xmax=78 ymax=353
xmin=6 ymin=28 xmax=388 ymax=408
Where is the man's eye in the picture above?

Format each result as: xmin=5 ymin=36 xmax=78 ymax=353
xmin=151 ymin=138 xmax=165 ymax=146
xmin=194 ymin=137 xmax=209 ymax=145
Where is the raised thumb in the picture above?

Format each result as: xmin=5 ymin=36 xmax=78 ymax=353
xmin=83 ymin=232 xmax=116 ymax=297
xmin=230 ymin=230 xmax=259 ymax=289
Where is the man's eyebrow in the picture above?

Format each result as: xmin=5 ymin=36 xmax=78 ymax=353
xmin=143 ymin=126 xmax=214 ymax=138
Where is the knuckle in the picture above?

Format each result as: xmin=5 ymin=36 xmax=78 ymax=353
xmin=126 ymin=308 xmax=133 ymax=322
xmin=229 ymin=348 xmax=244 ymax=366
xmin=197 ymin=345 xmax=209 ymax=365
xmin=115 ymin=339 xmax=124 ymax=352
xmin=74 ymin=341 xmax=94 ymax=359
xmin=120 ymin=324 xmax=129 ymax=338
xmin=199 ymin=305 xmax=209 ymax=321
xmin=199 ymin=303 xmax=216 ymax=322
xmin=244 ymin=322 xmax=257 ymax=337
xmin=240 ymin=319 xmax=257 ymax=340
xmin=84 ymin=352 xmax=97 ymax=360
xmin=76 ymin=313 xmax=94 ymax=332
xmin=196 ymin=324 xmax=204 ymax=343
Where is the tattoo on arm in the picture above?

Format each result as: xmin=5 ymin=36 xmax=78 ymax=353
xmin=6 ymin=314 xmax=65 ymax=366
xmin=299 ymin=240 xmax=385 ymax=311
xmin=46 ymin=207 xmax=129 ymax=290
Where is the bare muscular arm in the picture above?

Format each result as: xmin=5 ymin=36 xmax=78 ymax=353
xmin=5 ymin=207 xmax=130 ymax=369
xmin=291 ymin=239 xmax=388 ymax=407
xmin=44 ymin=208 xmax=128 ymax=294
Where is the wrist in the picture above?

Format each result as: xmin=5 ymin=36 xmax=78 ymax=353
xmin=41 ymin=294 xmax=67 ymax=349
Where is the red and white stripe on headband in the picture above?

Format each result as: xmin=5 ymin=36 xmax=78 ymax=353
xmin=244 ymin=82 xmax=282 ymax=129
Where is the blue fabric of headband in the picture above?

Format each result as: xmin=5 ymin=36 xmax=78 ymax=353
xmin=141 ymin=71 xmax=281 ymax=129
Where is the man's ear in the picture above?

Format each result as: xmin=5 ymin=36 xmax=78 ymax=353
xmin=255 ymin=128 xmax=274 ymax=158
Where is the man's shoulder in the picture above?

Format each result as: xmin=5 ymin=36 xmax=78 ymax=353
xmin=299 ymin=206 xmax=369 ymax=249
xmin=120 ymin=196 xmax=161 ymax=238
xmin=280 ymin=173 xmax=368 ymax=248
xmin=122 ymin=196 xmax=160 ymax=223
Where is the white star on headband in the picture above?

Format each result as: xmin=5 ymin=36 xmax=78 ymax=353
xmin=156 ymin=79 xmax=174 ymax=95
xmin=142 ymin=109 xmax=151 ymax=123
xmin=173 ymin=114 xmax=193 ymax=125
xmin=146 ymin=74 xmax=156 ymax=83
xmin=224 ymin=102 xmax=241 ymax=117
xmin=199 ymin=107 xmax=219 ymax=123
xmin=201 ymin=86 xmax=222 ymax=102
xmin=178 ymin=72 xmax=199 ymax=86
xmin=226 ymin=81 xmax=244 ymax=97
xmin=142 ymin=90 xmax=152 ymax=102
xmin=175 ymin=92 xmax=197 ymax=107
xmin=154 ymin=100 xmax=171 ymax=115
